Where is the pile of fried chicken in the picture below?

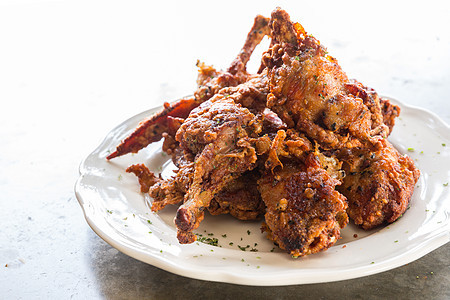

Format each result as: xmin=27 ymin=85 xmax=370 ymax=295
xmin=107 ymin=8 xmax=420 ymax=258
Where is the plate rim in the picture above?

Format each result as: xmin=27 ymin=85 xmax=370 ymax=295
xmin=74 ymin=95 xmax=450 ymax=286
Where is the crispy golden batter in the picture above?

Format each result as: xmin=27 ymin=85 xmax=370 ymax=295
xmin=258 ymin=154 xmax=348 ymax=257
xmin=174 ymin=97 xmax=263 ymax=243
xmin=336 ymin=139 xmax=420 ymax=229
xmin=208 ymin=170 xmax=265 ymax=220
xmin=263 ymin=8 xmax=389 ymax=151
xmin=126 ymin=164 xmax=161 ymax=193
xmin=195 ymin=15 xmax=270 ymax=101
xmin=128 ymin=162 xmax=265 ymax=222
xmin=114 ymin=8 xmax=420 ymax=257
xmin=263 ymin=8 xmax=419 ymax=229
xmin=380 ymin=97 xmax=400 ymax=134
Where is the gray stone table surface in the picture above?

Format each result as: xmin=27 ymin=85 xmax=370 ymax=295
xmin=1 ymin=1 xmax=449 ymax=299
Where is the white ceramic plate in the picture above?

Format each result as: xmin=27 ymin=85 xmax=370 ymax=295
xmin=75 ymin=97 xmax=450 ymax=286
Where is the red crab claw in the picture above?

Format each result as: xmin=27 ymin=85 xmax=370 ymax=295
xmin=107 ymin=15 xmax=271 ymax=160
xmin=227 ymin=14 xmax=270 ymax=76
xmin=106 ymin=96 xmax=199 ymax=160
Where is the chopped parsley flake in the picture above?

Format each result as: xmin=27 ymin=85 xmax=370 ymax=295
xmin=442 ymin=143 xmax=446 ymax=146
xmin=147 ymin=220 xmax=152 ymax=224
xmin=407 ymin=147 xmax=415 ymax=152
xmin=443 ymin=183 xmax=448 ymax=187
xmin=106 ymin=209 xmax=113 ymax=214
xmin=238 ymin=245 xmax=250 ymax=251
xmin=196 ymin=234 xmax=219 ymax=246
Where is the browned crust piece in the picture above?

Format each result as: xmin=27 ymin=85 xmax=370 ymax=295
xmin=337 ymin=139 xmax=420 ymax=229
xmin=263 ymin=8 xmax=389 ymax=151
xmin=258 ymin=154 xmax=348 ymax=258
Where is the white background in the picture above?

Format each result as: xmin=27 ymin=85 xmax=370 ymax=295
xmin=0 ymin=0 xmax=449 ymax=298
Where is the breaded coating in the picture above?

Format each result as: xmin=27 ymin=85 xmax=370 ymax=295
xmin=263 ymin=8 xmax=389 ymax=150
xmin=208 ymin=170 xmax=265 ymax=220
xmin=174 ymin=97 xmax=263 ymax=243
xmin=258 ymin=154 xmax=348 ymax=257
xmin=336 ymin=139 xmax=420 ymax=229
xmin=116 ymin=8 xmax=420 ymax=258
